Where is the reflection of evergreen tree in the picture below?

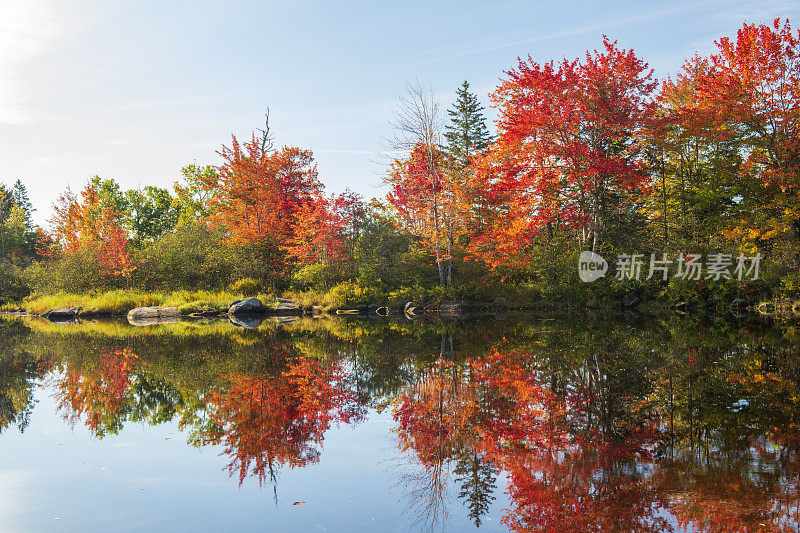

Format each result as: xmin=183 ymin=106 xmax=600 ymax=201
xmin=455 ymin=453 xmax=496 ymax=527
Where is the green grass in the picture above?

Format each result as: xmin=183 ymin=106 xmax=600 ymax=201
xmin=21 ymin=289 xmax=278 ymax=316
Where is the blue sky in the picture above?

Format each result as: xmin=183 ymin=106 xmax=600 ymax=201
xmin=1 ymin=0 xmax=797 ymax=225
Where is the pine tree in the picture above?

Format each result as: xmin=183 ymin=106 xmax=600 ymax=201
xmin=11 ymin=180 xmax=34 ymax=230
xmin=443 ymin=81 xmax=492 ymax=167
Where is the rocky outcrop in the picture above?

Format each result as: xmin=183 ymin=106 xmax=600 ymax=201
xmin=127 ymin=306 xmax=180 ymax=326
xmin=46 ymin=307 xmax=81 ymax=321
xmin=276 ymin=298 xmax=298 ymax=309
xmin=228 ymin=297 xmax=265 ymax=315
xmin=128 ymin=306 xmax=180 ymax=319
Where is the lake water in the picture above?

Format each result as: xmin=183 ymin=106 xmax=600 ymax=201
xmin=0 ymin=313 xmax=798 ymax=532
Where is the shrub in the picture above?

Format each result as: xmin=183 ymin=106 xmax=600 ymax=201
xmin=229 ymin=277 xmax=262 ymax=296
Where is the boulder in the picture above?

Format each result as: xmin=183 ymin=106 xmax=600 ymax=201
xmin=46 ymin=307 xmax=80 ymax=320
xmin=127 ymin=306 xmax=180 ymax=320
xmin=228 ymin=297 xmax=265 ymax=315
xmin=275 ymin=298 xmax=298 ymax=310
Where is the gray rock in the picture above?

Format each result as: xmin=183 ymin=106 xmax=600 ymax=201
xmin=228 ymin=297 xmax=265 ymax=315
xmin=275 ymin=298 xmax=298 ymax=309
xmin=127 ymin=306 xmax=180 ymax=320
xmin=46 ymin=307 xmax=80 ymax=320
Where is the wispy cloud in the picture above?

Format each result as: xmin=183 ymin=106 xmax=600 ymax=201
xmin=417 ymin=0 xmax=726 ymax=65
xmin=0 ymin=0 xmax=63 ymax=123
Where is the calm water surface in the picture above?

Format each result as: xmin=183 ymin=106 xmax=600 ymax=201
xmin=0 ymin=313 xmax=798 ymax=532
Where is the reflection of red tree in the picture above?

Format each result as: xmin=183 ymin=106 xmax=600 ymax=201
xmin=474 ymin=350 xmax=666 ymax=532
xmin=56 ymin=348 xmax=140 ymax=433
xmin=394 ymin=362 xmax=459 ymax=465
xmin=393 ymin=349 xmax=667 ymax=532
xmin=202 ymin=358 xmax=364 ymax=486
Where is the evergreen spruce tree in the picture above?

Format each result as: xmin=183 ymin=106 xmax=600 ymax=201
xmin=11 ymin=180 xmax=34 ymax=230
xmin=444 ymin=81 xmax=492 ymax=167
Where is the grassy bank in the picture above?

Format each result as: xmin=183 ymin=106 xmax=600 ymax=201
xmin=286 ymin=275 xmax=777 ymax=313
xmin=3 ymin=272 xmax=781 ymax=318
xmin=12 ymin=289 xmax=278 ymax=316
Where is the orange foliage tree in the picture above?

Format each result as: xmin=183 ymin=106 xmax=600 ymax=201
xmin=98 ymin=221 xmax=136 ymax=288
xmin=46 ymin=180 xmax=138 ymax=286
xmin=205 ymin=134 xmax=322 ymax=245
xmin=284 ymin=192 xmax=347 ymax=266
xmin=470 ymin=37 xmax=657 ymax=267
xmin=668 ymin=18 xmax=800 ymax=246
xmin=386 ymin=85 xmax=468 ymax=287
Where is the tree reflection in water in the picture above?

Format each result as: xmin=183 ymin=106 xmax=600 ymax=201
xmin=199 ymin=358 xmax=365 ymax=486
xmin=0 ymin=314 xmax=797 ymax=531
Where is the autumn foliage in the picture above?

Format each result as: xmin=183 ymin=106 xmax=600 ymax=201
xmin=200 ymin=358 xmax=364 ymax=485
xmin=28 ymin=17 xmax=800 ymax=309
xmin=204 ymin=135 xmax=322 ymax=246
xmin=56 ymin=348 xmax=142 ymax=435
xmin=467 ymin=37 xmax=657 ymax=267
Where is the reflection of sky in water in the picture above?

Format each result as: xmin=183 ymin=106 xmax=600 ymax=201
xmin=0 ymin=380 xmax=510 ymax=531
